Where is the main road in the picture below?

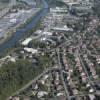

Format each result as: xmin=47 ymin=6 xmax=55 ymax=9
xmin=0 ymin=0 xmax=49 ymax=53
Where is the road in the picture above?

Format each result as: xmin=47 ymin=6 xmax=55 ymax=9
xmin=56 ymin=49 xmax=71 ymax=100
xmin=10 ymin=66 xmax=60 ymax=97
xmin=76 ymin=48 xmax=96 ymax=91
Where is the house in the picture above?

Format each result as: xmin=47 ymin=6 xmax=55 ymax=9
xmin=89 ymin=94 xmax=96 ymax=100
xmin=37 ymin=91 xmax=48 ymax=98
xmin=9 ymin=96 xmax=20 ymax=100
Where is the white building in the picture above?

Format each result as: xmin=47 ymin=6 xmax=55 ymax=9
xmin=22 ymin=37 xmax=33 ymax=46
xmin=24 ymin=47 xmax=38 ymax=54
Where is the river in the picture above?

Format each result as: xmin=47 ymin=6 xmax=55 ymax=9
xmin=0 ymin=0 xmax=49 ymax=53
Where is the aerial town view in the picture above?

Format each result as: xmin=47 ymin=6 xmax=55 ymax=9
xmin=0 ymin=0 xmax=100 ymax=100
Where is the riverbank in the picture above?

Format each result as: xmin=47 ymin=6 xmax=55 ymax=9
xmin=0 ymin=8 xmax=40 ymax=45
xmin=0 ymin=8 xmax=49 ymax=53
